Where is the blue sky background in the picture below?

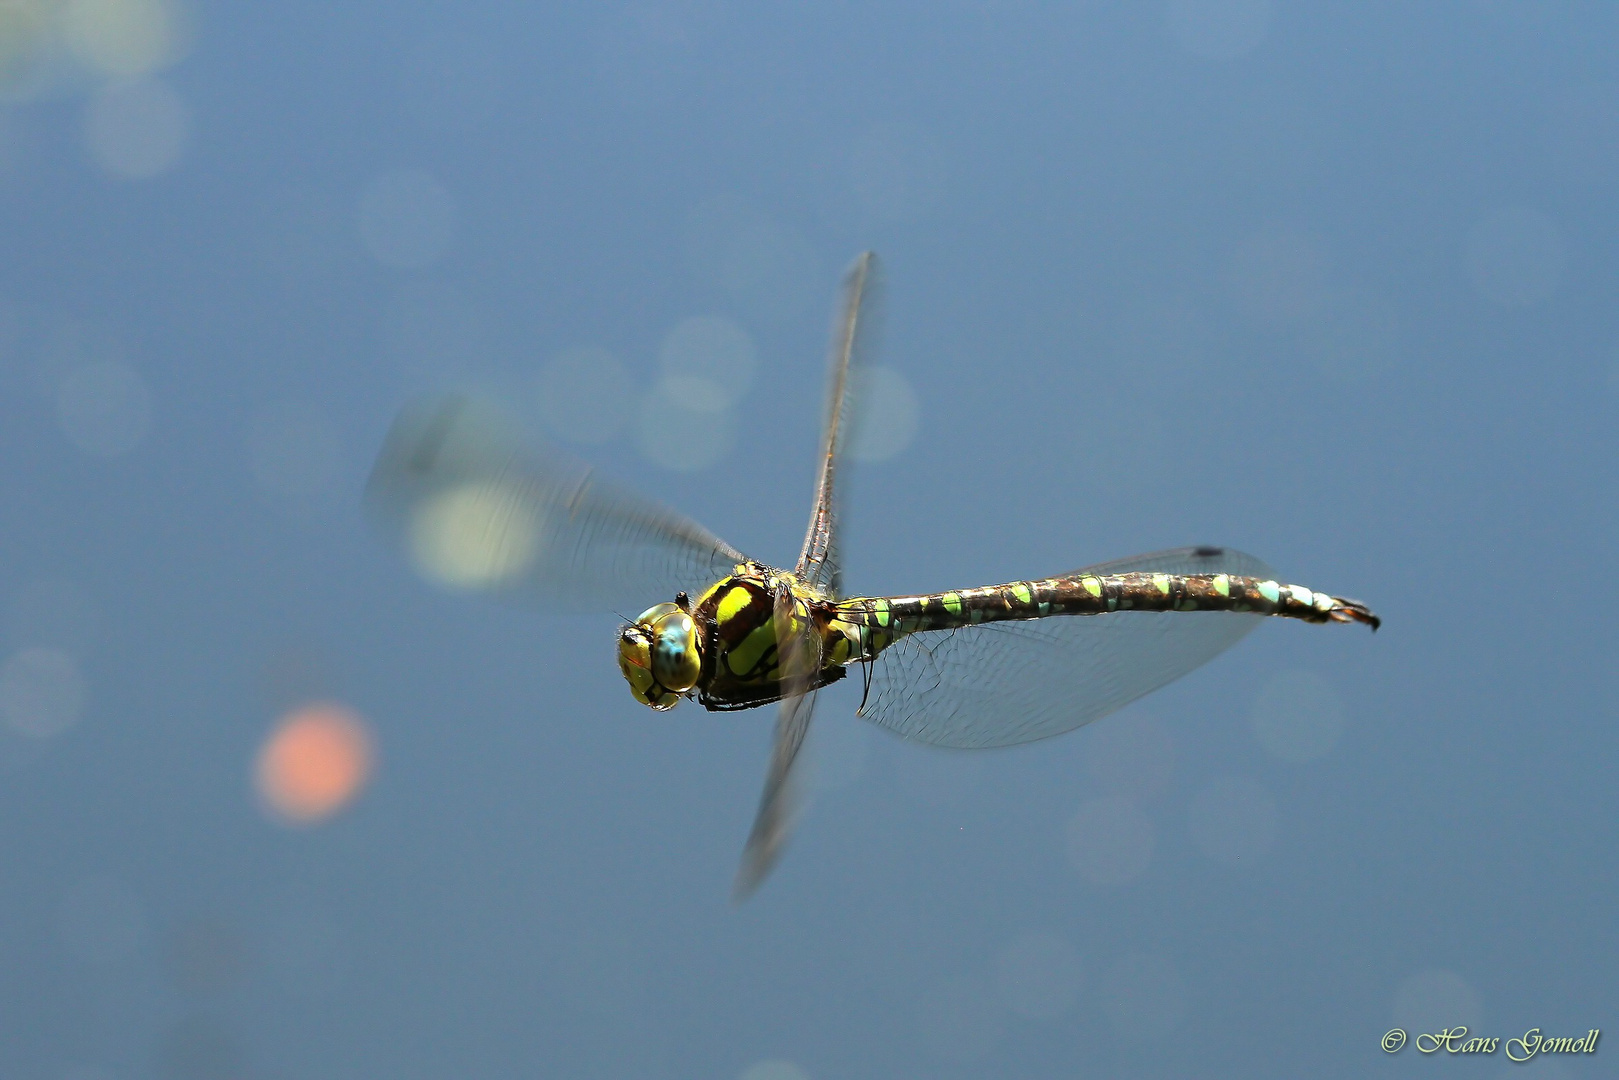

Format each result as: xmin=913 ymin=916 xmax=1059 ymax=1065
xmin=1 ymin=2 xmax=1614 ymax=1078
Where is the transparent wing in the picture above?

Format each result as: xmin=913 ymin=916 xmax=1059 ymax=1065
xmin=795 ymin=252 xmax=882 ymax=600
xmin=859 ymin=547 xmax=1274 ymax=748
xmin=366 ymin=395 xmax=748 ymax=614
xmin=734 ymin=589 xmax=822 ymax=900
xmin=736 ymin=253 xmax=881 ymax=899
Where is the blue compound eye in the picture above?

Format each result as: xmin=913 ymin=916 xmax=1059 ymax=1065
xmin=648 ymin=609 xmax=700 ymax=694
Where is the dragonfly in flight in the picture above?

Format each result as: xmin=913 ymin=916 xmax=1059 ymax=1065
xmin=367 ymin=253 xmax=1378 ymax=899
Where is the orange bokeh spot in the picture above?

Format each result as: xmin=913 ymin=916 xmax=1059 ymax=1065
xmin=255 ymin=703 xmax=373 ymax=824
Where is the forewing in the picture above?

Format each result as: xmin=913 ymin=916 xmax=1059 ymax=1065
xmin=733 ymin=588 xmax=822 ymax=900
xmin=795 ymin=252 xmax=882 ymax=600
xmin=366 ymin=395 xmax=747 ymax=613
xmin=858 ymin=547 xmax=1274 ymax=748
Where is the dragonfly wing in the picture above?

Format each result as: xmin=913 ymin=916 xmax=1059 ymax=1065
xmin=858 ymin=547 xmax=1274 ymax=748
xmin=366 ymin=395 xmax=748 ymax=614
xmin=734 ymin=588 xmax=822 ymax=900
xmin=737 ymin=254 xmax=880 ymax=898
xmin=795 ymin=252 xmax=882 ymax=600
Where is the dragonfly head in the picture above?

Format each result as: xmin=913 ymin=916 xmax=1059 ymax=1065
xmin=617 ymin=601 xmax=701 ymax=710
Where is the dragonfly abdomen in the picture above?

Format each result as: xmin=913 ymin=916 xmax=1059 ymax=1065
xmin=843 ymin=572 xmax=1379 ymax=639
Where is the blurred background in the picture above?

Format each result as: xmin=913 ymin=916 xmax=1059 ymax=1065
xmin=1 ymin=1 xmax=1615 ymax=1077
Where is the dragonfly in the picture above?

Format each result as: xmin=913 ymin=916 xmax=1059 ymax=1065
xmin=366 ymin=252 xmax=1378 ymax=899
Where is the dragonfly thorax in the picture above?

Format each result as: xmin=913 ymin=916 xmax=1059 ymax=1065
xmin=616 ymin=564 xmax=855 ymax=714
xmin=617 ymin=600 xmax=701 ymax=711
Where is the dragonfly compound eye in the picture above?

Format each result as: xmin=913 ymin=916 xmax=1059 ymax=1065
xmin=617 ymin=602 xmax=698 ymax=710
xmin=648 ymin=608 xmax=700 ymax=694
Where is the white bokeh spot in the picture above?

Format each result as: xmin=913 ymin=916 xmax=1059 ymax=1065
xmin=848 ymin=366 xmax=919 ymax=463
xmin=657 ymin=316 xmax=756 ymax=411
xmin=63 ymin=0 xmax=189 ymax=78
xmin=408 ymin=482 xmax=540 ymax=590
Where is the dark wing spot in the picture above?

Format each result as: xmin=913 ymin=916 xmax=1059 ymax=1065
xmin=1193 ymin=546 xmax=1224 ymax=558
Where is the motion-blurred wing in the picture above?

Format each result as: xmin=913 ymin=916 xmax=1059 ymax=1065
xmin=366 ymin=395 xmax=747 ymax=614
xmin=859 ymin=547 xmax=1273 ymax=748
xmin=794 ymin=252 xmax=881 ymax=600
xmin=733 ymin=589 xmax=822 ymax=900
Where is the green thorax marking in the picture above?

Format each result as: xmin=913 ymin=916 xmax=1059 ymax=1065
xmin=686 ymin=562 xmax=861 ymax=711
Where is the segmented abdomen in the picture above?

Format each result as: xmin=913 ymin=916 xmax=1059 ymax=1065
xmin=838 ymin=572 xmax=1379 ymax=645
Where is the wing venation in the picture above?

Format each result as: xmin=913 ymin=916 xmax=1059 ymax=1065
xmin=366 ymin=395 xmax=746 ymax=614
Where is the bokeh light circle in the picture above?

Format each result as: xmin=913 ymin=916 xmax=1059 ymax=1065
xmin=255 ymin=703 xmax=374 ymax=825
xmin=408 ymin=481 xmax=540 ymax=589
xmin=657 ymin=316 xmax=756 ymax=410
xmin=63 ymin=0 xmax=188 ymax=78
xmin=0 ymin=4 xmax=55 ymax=98
xmin=847 ymin=366 xmax=919 ymax=463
